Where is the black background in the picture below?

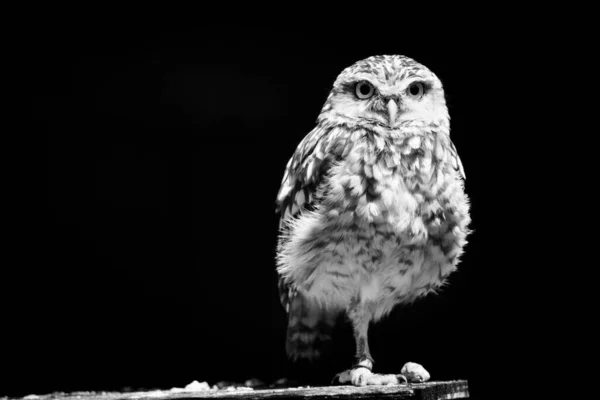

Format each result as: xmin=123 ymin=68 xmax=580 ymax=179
xmin=7 ymin=14 xmax=547 ymax=399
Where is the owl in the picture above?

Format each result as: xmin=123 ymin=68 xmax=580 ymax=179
xmin=275 ymin=55 xmax=471 ymax=386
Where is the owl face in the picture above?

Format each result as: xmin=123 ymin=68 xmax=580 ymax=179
xmin=324 ymin=55 xmax=448 ymax=128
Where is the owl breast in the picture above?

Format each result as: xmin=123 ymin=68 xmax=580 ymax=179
xmin=276 ymin=127 xmax=470 ymax=320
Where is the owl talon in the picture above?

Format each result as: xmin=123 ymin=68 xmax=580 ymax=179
xmin=331 ymin=373 xmax=342 ymax=385
xmin=395 ymin=373 xmax=409 ymax=385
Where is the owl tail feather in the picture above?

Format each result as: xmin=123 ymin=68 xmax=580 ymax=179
xmin=286 ymin=293 xmax=337 ymax=361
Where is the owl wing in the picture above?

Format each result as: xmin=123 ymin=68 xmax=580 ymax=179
xmin=275 ymin=123 xmax=346 ymax=360
xmin=275 ymin=123 xmax=347 ymax=311
xmin=436 ymin=134 xmax=466 ymax=180
xmin=449 ymin=140 xmax=466 ymax=180
xmin=276 ymin=123 xmax=345 ymax=225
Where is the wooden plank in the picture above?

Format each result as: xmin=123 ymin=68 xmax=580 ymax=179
xmin=10 ymin=381 xmax=468 ymax=400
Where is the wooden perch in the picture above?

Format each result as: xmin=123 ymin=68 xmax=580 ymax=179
xmin=10 ymin=381 xmax=468 ymax=400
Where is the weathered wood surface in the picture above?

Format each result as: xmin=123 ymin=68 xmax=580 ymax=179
xmin=8 ymin=381 xmax=468 ymax=400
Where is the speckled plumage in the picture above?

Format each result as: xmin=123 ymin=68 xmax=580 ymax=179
xmin=275 ymin=55 xmax=471 ymax=385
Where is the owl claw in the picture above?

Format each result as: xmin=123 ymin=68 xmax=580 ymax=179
xmin=395 ymin=373 xmax=409 ymax=385
xmin=331 ymin=373 xmax=342 ymax=385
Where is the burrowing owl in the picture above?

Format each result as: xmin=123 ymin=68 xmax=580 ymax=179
xmin=276 ymin=55 xmax=471 ymax=386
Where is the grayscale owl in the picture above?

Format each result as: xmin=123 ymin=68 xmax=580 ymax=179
xmin=275 ymin=55 xmax=471 ymax=386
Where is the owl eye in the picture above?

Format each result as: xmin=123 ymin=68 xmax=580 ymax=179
xmin=407 ymin=82 xmax=424 ymax=98
xmin=355 ymin=81 xmax=375 ymax=99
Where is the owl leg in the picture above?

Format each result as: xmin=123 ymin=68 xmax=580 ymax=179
xmin=348 ymin=296 xmax=374 ymax=372
xmin=332 ymin=298 xmax=402 ymax=386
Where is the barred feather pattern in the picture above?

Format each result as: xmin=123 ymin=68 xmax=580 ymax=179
xmin=275 ymin=55 xmax=471 ymax=361
xmin=284 ymin=289 xmax=338 ymax=361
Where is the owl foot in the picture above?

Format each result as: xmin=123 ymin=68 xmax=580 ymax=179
xmin=332 ymin=366 xmax=404 ymax=386
xmin=331 ymin=362 xmax=430 ymax=386
xmin=400 ymin=362 xmax=430 ymax=383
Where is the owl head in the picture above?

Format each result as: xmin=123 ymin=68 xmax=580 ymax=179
xmin=322 ymin=55 xmax=448 ymax=128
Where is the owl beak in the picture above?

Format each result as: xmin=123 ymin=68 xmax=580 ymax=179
xmin=387 ymin=99 xmax=398 ymax=127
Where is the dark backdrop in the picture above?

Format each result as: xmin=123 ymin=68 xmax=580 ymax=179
xmin=7 ymin=17 xmax=538 ymax=399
